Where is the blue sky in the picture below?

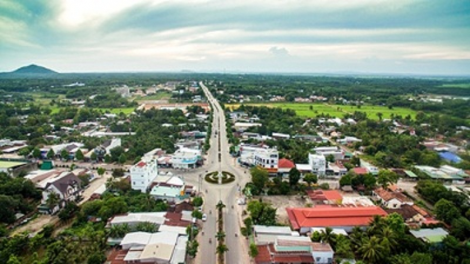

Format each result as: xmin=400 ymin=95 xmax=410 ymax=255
xmin=1 ymin=0 xmax=469 ymax=75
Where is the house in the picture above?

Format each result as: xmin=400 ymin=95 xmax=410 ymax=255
xmin=253 ymin=225 xmax=296 ymax=245
xmin=255 ymin=236 xmax=334 ymax=264
xmin=171 ymin=148 xmax=201 ymax=169
xmin=149 ymin=175 xmax=187 ymax=203
xmin=307 ymin=190 xmax=343 ymax=205
xmin=327 ymin=161 xmax=348 ymax=177
xmin=287 ymin=206 xmax=387 ymax=233
xmin=234 ymin=122 xmax=262 ymax=132
xmin=308 ymin=153 xmax=326 ymax=176
xmin=352 ymin=167 xmax=368 ymax=175
xmin=239 ymin=144 xmax=279 ymax=174
xmin=109 ymin=212 xmax=167 ymax=228
xmin=111 ymin=231 xmax=187 ymax=264
xmin=373 ymin=187 xmax=413 ymax=209
xmin=410 ymin=228 xmax=449 ymax=243
xmin=313 ymin=146 xmax=344 ymax=160
xmin=38 ymin=172 xmax=82 ymax=214
xmin=385 ymin=204 xmax=427 ymax=224
xmin=278 ymin=158 xmax=295 ymax=177
xmin=438 ymin=152 xmax=462 ymax=163
xmin=130 ymin=159 xmax=159 ymax=192
xmin=272 ymin=132 xmax=290 ymax=140
xmin=229 ymin=111 xmax=248 ymax=120
xmin=337 ymin=136 xmax=362 ymax=145
xmin=93 ymin=138 xmax=121 ymax=158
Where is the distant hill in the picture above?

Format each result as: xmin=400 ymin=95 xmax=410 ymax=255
xmin=11 ymin=64 xmax=58 ymax=74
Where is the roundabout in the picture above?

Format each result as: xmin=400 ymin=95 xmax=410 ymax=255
xmin=204 ymin=171 xmax=236 ymax=184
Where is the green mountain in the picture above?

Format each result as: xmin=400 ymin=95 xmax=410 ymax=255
xmin=11 ymin=64 xmax=58 ymax=74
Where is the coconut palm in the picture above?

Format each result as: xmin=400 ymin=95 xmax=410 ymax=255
xmin=320 ymin=227 xmax=337 ymax=246
xmin=358 ymin=236 xmax=386 ymax=264
xmin=377 ymin=226 xmax=398 ymax=254
xmin=46 ymin=192 xmax=60 ymax=213
xmin=368 ymin=215 xmax=386 ymax=236
xmin=215 ymin=231 xmax=226 ymax=242
xmin=216 ymin=244 xmax=229 ymax=255
xmin=216 ymin=200 xmax=226 ymax=211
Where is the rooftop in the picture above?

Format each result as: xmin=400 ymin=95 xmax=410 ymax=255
xmin=287 ymin=206 xmax=387 ymax=230
xmin=278 ymin=158 xmax=295 ymax=169
xmin=374 ymin=187 xmax=412 ymax=203
xmin=410 ymin=228 xmax=449 ymax=243
xmin=307 ymin=190 xmax=343 ymax=202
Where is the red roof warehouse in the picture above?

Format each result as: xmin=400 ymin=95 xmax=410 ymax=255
xmin=287 ymin=206 xmax=387 ymax=233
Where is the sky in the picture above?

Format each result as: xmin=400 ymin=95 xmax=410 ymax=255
xmin=1 ymin=0 xmax=469 ymax=75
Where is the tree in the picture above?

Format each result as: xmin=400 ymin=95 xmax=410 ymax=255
xmin=377 ymin=170 xmax=399 ymax=189
xmin=46 ymin=192 xmax=60 ymax=213
xmin=87 ymin=252 xmax=106 ymax=264
xmin=326 ymin=154 xmax=335 ymax=162
xmin=377 ymin=112 xmax=383 ymax=120
xmin=215 ymin=231 xmax=226 ymax=241
xmin=434 ymin=198 xmax=461 ymax=224
xmin=75 ymin=149 xmax=84 ymax=161
xmin=32 ymin=148 xmax=41 ymax=159
xmin=320 ymin=227 xmax=337 ymax=246
xmin=216 ymin=244 xmax=229 ymax=255
xmin=187 ymin=240 xmax=199 ymax=258
xmin=61 ymin=149 xmax=69 ymax=161
xmin=118 ymin=153 xmax=127 ymax=164
xmin=0 ymin=194 xmax=19 ymax=224
xmin=90 ymin=152 xmax=97 ymax=161
xmin=250 ymin=167 xmax=269 ymax=192
xmin=7 ymin=255 xmax=21 ymax=264
xmin=247 ymin=200 xmax=277 ymax=226
xmin=192 ymin=210 xmax=203 ymax=219
xmin=303 ymin=173 xmax=318 ymax=187
xmin=249 ymin=243 xmax=259 ymax=258
xmin=97 ymin=167 xmax=106 ymax=176
xmin=358 ymin=236 xmax=386 ymax=263
xmin=339 ymin=173 xmax=352 ymax=187
xmin=288 ymin=167 xmax=301 ymax=187
xmin=47 ymin=149 xmax=55 ymax=159
xmin=104 ymin=154 xmax=112 ymax=163
xmin=192 ymin=196 xmax=203 ymax=207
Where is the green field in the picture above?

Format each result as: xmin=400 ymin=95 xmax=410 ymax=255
xmin=227 ymin=103 xmax=417 ymax=120
xmin=440 ymin=83 xmax=470 ymax=89
xmin=94 ymin=108 xmax=136 ymax=115
xmin=135 ymin=91 xmax=172 ymax=101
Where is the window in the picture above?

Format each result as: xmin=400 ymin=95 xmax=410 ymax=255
xmin=133 ymin=182 xmax=135 ymax=185
xmin=316 ymin=257 xmax=321 ymax=262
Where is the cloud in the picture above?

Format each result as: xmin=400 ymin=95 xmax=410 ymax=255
xmin=269 ymin=46 xmax=289 ymax=56
xmin=0 ymin=0 xmax=469 ymax=74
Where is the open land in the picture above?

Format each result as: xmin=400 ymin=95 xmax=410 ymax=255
xmin=226 ymin=102 xmax=417 ymax=120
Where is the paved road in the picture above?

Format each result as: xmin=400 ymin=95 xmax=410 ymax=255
xmin=196 ymin=82 xmax=251 ymax=264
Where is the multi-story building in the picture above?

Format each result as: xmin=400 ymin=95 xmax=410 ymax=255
xmin=130 ymin=159 xmax=158 ymax=192
xmin=313 ymin=146 xmax=344 ymax=161
xmin=254 ymin=148 xmax=279 ymax=170
xmin=308 ymin=153 xmax=326 ymax=176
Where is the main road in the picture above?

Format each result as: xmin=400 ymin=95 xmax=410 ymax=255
xmin=195 ymin=82 xmax=251 ymax=264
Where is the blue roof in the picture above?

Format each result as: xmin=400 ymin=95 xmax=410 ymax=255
xmin=439 ymin=152 xmax=462 ymax=163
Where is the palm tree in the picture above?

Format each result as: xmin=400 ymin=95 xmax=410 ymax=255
xmin=215 ymin=231 xmax=226 ymax=242
xmin=358 ymin=236 xmax=386 ymax=264
xmin=377 ymin=226 xmax=398 ymax=254
xmin=320 ymin=227 xmax=337 ymax=246
xmin=135 ymin=222 xmax=158 ymax=233
xmin=216 ymin=200 xmax=226 ymax=211
xmin=216 ymin=243 xmax=229 ymax=255
xmin=368 ymin=215 xmax=386 ymax=236
xmin=109 ymin=224 xmax=130 ymax=238
xmin=349 ymin=226 xmax=365 ymax=251
xmin=46 ymin=192 xmax=60 ymax=214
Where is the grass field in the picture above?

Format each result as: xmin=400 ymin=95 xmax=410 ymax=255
xmin=226 ymin=103 xmax=417 ymax=120
xmin=135 ymin=91 xmax=172 ymax=101
xmin=94 ymin=108 xmax=136 ymax=115
xmin=440 ymin=83 xmax=470 ymax=89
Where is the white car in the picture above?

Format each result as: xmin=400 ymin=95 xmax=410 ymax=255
xmin=202 ymin=214 xmax=207 ymax=222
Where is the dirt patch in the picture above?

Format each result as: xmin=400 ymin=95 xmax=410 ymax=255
xmin=11 ymin=214 xmax=56 ymax=236
xmin=256 ymin=195 xmax=310 ymax=225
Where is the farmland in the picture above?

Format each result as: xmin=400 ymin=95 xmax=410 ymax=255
xmin=226 ymin=103 xmax=417 ymax=120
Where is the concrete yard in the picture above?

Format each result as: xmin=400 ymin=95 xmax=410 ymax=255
xmin=257 ymin=195 xmax=310 ymax=225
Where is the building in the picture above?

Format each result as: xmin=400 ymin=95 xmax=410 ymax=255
xmin=111 ymin=231 xmax=187 ymax=264
xmin=254 ymin=148 xmax=279 ymax=171
xmin=130 ymin=159 xmax=158 ymax=192
xmin=373 ymin=188 xmax=413 ymax=209
xmin=234 ymin=122 xmax=262 ymax=132
xmin=327 ymin=161 xmax=348 ymax=177
xmin=38 ymin=172 xmax=82 ymax=214
xmin=149 ymin=175 xmax=187 ymax=203
xmin=438 ymin=152 xmax=462 ymax=163
xmin=337 ymin=136 xmax=362 ymax=145
xmin=93 ymin=138 xmax=121 ymax=157
xmin=307 ymin=190 xmax=343 ymax=205
xmin=410 ymin=228 xmax=449 ymax=243
xmin=255 ymin=236 xmax=334 ymax=264
xmin=109 ymin=212 xmax=167 ymax=228
xmin=313 ymin=146 xmax=345 ymax=160
xmin=171 ymin=148 xmax=201 ymax=169
xmin=287 ymin=206 xmax=387 ymax=233
xmin=278 ymin=158 xmax=295 ymax=177
xmin=308 ymin=153 xmax=326 ymax=176
xmin=272 ymin=133 xmax=291 ymax=140
xmin=254 ymin=225 xmax=297 ymax=245
xmin=414 ymin=165 xmax=465 ymax=182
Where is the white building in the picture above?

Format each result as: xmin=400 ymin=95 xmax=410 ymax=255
xmin=254 ymin=148 xmax=279 ymax=170
xmin=313 ymin=146 xmax=344 ymax=160
xmin=337 ymin=136 xmax=362 ymax=145
xmin=130 ymin=159 xmax=158 ymax=192
xmin=309 ymin=153 xmax=326 ymax=176
xmin=171 ymin=148 xmax=201 ymax=169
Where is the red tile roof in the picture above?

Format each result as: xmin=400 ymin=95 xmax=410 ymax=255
xmin=164 ymin=212 xmax=191 ymax=227
xmin=374 ymin=188 xmax=412 ymax=203
xmin=255 ymin=244 xmax=315 ymax=264
xmin=353 ymin=167 xmax=368 ymax=175
xmin=278 ymin=158 xmax=295 ymax=169
xmin=287 ymin=206 xmax=387 ymax=230
xmin=307 ymin=190 xmax=343 ymax=202
xmin=136 ymin=161 xmax=146 ymax=167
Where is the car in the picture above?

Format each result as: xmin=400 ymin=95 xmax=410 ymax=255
xmin=202 ymin=214 xmax=207 ymax=222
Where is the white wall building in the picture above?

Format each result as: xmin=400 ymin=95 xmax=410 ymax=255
xmin=254 ymin=148 xmax=279 ymax=170
xmin=313 ymin=146 xmax=345 ymax=160
xmin=309 ymin=154 xmax=326 ymax=176
xmin=130 ymin=159 xmax=158 ymax=192
xmin=171 ymin=148 xmax=201 ymax=169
